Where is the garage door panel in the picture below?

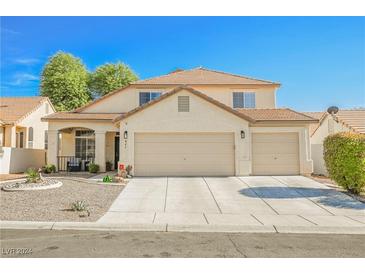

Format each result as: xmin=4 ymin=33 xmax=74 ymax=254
xmin=252 ymin=132 xmax=300 ymax=175
xmin=135 ymin=142 xmax=234 ymax=154
xmin=252 ymin=133 xmax=298 ymax=143
xmin=253 ymin=145 xmax=299 ymax=154
xmin=134 ymin=133 xmax=235 ymax=176
xmin=252 ymin=154 xmax=299 ymax=165
xmin=135 ymin=133 xmax=233 ymax=143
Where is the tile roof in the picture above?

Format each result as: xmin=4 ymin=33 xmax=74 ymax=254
xmin=237 ymin=108 xmax=317 ymax=122
xmin=336 ymin=110 xmax=365 ymax=134
xmin=304 ymin=109 xmax=365 ymax=136
xmin=0 ymin=96 xmax=48 ymax=124
xmin=114 ymin=86 xmax=317 ymax=124
xmin=42 ymin=112 xmax=121 ymax=121
xmin=133 ymin=67 xmax=280 ymax=86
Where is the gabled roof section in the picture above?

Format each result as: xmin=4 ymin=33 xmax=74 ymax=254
xmin=304 ymin=109 xmax=365 ymax=136
xmin=0 ymin=96 xmax=53 ymax=124
xmin=238 ymin=108 xmax=318 ymax=122
xmin=335 ymin=109 xmax=365 ymax=134
xmin=114 ymin=85 xmax=256 ymax=123
xmin=133 ymin=67 xmax=280 ymax=86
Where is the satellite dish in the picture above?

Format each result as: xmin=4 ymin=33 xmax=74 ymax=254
xmin=327 ymin=106 xmax=339 ymax=114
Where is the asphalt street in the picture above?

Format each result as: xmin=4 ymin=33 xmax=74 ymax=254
xmin=1 ymin=229 xmax=364 ymax=258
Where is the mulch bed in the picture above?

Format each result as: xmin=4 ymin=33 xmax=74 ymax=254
xmin=0 ymin=179 xmax=124 ymax=222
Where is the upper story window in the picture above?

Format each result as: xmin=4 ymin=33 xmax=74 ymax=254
xmin=45 ymin=103 xmax=49 ymax=114
xmin=28 ymin=127 xmax=34 ymax=148
xmin=139 ymin=91 xmax=162 ymax=106
xmin=233 ymin=92 xmax=256 ymax=108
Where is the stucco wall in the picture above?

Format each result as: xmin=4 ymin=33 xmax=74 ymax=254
xmin=15 ymin=100 xmax=55 ymax=149
xmin=0 ymin=147 xmax=46 ymax=174
xmin=118 ymin=89 xmax=312 ymax=176
xmin=310 ymin=115 xmax=352 ymax=175
xmin=311 ymin=115 xmax=351 ymax=144
xmin=81 ymin=85 xmax=277 ymax=113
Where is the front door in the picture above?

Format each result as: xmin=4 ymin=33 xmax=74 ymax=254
xmin=114 ymin=136 xmax=120 ymax=170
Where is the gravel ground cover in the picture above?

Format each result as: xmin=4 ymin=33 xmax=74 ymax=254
xmin=0 ymin=179 xmax=124 ymax=222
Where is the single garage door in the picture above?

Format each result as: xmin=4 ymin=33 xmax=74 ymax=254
xmin=252 ymin=132 xmax=300 ymax=175
xmin=134 ymin=133 xmax=235 ymax=176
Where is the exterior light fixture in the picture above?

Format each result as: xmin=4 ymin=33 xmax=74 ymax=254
xmin=123 ymin=131 xmax=128 ymax=139
xmin=240 ymin=130 xmax=245 ymax=139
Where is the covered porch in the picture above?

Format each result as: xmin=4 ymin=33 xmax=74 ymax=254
xmin=46 ymin=119 xmax=120 ymax=173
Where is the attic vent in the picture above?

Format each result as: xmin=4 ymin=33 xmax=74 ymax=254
xmin=178 ymin=96 xmax=190 ymax=112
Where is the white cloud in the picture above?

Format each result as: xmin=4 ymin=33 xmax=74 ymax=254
xmin=11 ymin=73 xmax=39 ymax=85
xmin=14 ymin=58 xmax=40 ymax=65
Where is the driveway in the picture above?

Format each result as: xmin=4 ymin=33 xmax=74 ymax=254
xmin=98 ymin=176 xmax=365 ymax=228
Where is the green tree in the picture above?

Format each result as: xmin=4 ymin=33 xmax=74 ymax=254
xmin=89 ymin=62 xmax=138 ymax=97
xmin=40 ymin=52 xmax=91 ymax=111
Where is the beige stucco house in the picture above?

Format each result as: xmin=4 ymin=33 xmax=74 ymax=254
xmin=43 ymin=67 xmax=317 ymax=176
xmin=0 ymin=96 xmax=56 ymax=173
xmin=305 ymin=109 xmax=365 ymax=175
xmin=0 ymin=96 xmax=55 ymax=149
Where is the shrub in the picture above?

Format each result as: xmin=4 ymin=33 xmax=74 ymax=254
xmin=88 ymin=163 xmax=99 ymax=173
xmin=25 ymin=168 xmax=40 ymax=183
xmin=71 ymin=200 xmax=88 ymax=211
xmin=126 ymin=165 xmax=133 ymax=176
xmin=103 ymin=175 xmax=113 ymax=183
xmin=323 ymin=132 xmax=365 ymax=194
xmin=43 ymin=164 xmax=56 ymax=174
xmin=105 ymin=161 xmax=113 ymax=171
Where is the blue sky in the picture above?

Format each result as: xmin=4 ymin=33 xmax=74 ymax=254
xmin=1 ymin=16 xmax=364 ymax=111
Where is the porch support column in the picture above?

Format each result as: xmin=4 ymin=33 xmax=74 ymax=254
xmin=10 ymin=126 xmax=16 ymax=147
xmin=95 ymin=131 xmax=106 ymax=172
xmin=47 ymin=130 xmax=58 ymax=170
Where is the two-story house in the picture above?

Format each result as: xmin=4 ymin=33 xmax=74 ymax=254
xmin=43 ymin=67 xmax=317 ymax=176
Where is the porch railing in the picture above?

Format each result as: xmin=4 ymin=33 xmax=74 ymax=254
xmin=57 ymin=156 xmax=95 ymax=172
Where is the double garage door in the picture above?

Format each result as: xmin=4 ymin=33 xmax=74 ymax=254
xmin=134 ymin=132 xmax=300 ymax=176
xmin=134 ymin=133 xmax=235 ymax=176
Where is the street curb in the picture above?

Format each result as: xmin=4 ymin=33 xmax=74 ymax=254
xmin=275 ymin=225 xmax=365 ymax=234
xmin=1 ymin=221 xmax=365 ymax=234
xmin=167 ymin=224 xmax=276 ymax=233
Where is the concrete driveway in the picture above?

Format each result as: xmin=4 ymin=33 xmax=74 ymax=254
xmin=98 ymin=176 xmax=365 ymax=229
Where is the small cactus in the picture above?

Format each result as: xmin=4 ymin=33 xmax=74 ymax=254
xmin=71 ymin=200 xmax=88 ymax=212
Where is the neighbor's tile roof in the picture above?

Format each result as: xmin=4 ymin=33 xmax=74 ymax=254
xmin=303 ymin=111 xmax=327 ymax=136
xmin=304 ymin=110 xmax=365 ymax=136
xmin=42 ymin=112 xmax=122 ymax=121
xmin=237 ymin=108 xmax=317 ymax=122
xmin=134 ymin=67 xmax=280 ymax=86
xmin=0 ymin=96 xmax=47 ymax=124
xmin=336 ymin=110 xmax=365 ymax=134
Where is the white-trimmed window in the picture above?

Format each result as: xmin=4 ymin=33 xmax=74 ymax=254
xmin=28 ymin=127 xmax=34 ymax=148
xmin=75 ymin=130 xmax=95 ymax=160
xmin=233 ymin=92 xmax=256 ymax=108
xmin=139 ymin=91 xmax=162 ymax=106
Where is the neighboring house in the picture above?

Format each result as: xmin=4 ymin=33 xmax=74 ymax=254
xmin=0 ymin=97 xmax=56 ymax=174
xmin=43 ymin=67 xmax=317 ymax=176
xmin=304 ymin=109 xmax=365 ymax=175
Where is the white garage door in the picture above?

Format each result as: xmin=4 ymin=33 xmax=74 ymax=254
xmin=134 ymin=133 xmax=235 ymax=176
xmin=252 ymin=132 xmax=300 ymax=175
